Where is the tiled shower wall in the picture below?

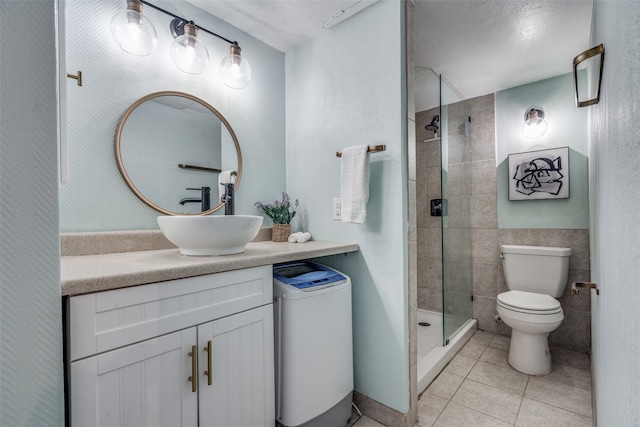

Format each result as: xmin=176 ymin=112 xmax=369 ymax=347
xmin=415 ymin=94 xmax=591 ymax=353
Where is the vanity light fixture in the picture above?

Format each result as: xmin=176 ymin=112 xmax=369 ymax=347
xmin=111 ymin=0 xmax=252 ymax=87
xmin=110 ymin=0 xmax=157 ymax=56
xmin=521 ymin=107 xmax=548 ymax=139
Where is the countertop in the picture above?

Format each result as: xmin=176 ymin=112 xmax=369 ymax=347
xmin=61 ymin=240 xmax=359 ymax=296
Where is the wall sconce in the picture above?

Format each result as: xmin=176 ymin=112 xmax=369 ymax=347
xmin=573 ymin=44 xmax=605 ymax=107
xmin=521 ymin=107 xmax=548 ymax=139
xmin=111 ymin=0 xmax=252 ymax=87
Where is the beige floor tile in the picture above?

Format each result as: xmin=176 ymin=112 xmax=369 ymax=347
xmin=417 ymin=392 xmax=448 ymax=427
xmin=458 ymin=340 xmax=487 ymax=359
xmin=434 ymin=402 xmax=512 ymax=427
xmin=516 ymin=398 xmax=593 ymax=427
xmin=467 ymin=361 xmax=529 ymax=395
xmin=541 ymin=363 xmax=592 ymax=391
xmin=443 ymin=354 xmax=477 ymax=377
xmin=525 ymin=377 xmax=592 ymax=417
xmin=469 ymin=330 xmax=495 ymax=346
xmin=426 ymin=372 xmax=465 ymax=400
xmin=451 ymin=379 xmax=523 ymax=423
xmin=489 ymin=334 xmax=510 ymax=350
xmin=478 ymin=346 xmax=510 ymax=369
xmin=351 ymin=415 xmax=387 ymax=427
xmin=550 ymin=347 xmax=590 ymax=370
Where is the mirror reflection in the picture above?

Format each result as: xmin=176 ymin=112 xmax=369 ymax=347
xmin=115 ymin=91 xmax=242 ymax=215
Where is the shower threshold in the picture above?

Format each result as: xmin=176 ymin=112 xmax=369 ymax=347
xmin=417 ymin=316 xmax=477 ymax=395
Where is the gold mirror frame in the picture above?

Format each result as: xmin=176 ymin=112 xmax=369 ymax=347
xmin=573 ymin=44 xmax=605 ymax=108
xmin=115 ymin=91 xmax=242 ymax=216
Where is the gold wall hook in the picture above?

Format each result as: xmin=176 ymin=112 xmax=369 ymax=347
xmin=67 ymin=71 xmax=83 ymax=86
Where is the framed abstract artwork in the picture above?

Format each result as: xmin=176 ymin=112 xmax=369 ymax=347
xmin=508 ymin=147 xmax=570 ymax=201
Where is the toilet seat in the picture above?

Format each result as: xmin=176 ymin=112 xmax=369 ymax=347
xmin=497 ymin=290 xmax=562 ymax=315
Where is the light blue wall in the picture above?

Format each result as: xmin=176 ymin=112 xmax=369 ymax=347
xmin=285 ymin=1 xmax=409 ymax=413
xmin=60 ymin=0 xmax=285 ymax=231
xmin=496 ymin=73 xmax=589 ymax=229
xmin=0 ymin=1 xmax=64 ymax=424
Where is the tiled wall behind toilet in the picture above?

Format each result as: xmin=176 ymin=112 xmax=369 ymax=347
xmin=416 ymin=94 xmax=591 ymax=354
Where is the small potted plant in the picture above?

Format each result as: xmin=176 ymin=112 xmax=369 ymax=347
xmin=255 ymin=192 xmax=299 ymax=242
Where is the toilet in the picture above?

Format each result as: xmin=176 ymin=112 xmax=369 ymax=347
xmin=496 ymin=244 xmax=571 ymax=375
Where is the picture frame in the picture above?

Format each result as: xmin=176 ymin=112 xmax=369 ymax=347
xmin=508 ymin=147 xmax=570 ymax=201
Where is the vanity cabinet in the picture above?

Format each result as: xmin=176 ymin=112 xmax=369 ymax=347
xmin=66 ymin=265 xmax=275 ymax=427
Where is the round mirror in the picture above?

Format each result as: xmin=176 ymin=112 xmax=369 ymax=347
xmin=115 ymin=91 xmax=242 ymax=216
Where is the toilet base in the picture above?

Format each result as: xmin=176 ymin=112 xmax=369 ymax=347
xmin=508 ymin=330 xmax=552 ymax=375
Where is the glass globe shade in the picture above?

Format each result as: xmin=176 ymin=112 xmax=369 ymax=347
xmin=220 ymin=45 xmax=252 ymax=89
xmin=521 ymin=107 xmax=548 ymax=139
xmin=110 ymin=9 xmax=157 ymax=56
xmin=170 ymin=24 xmax=209 ymax=75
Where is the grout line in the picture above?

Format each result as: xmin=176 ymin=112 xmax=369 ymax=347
xmin=514 ymin=375 xmax=531 ymax=425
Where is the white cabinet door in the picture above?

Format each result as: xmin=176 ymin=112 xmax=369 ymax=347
xmin=70 ymin=328 xmax=198 ymax=427
xmin=198 ymin=305 xmax=275 ymax=427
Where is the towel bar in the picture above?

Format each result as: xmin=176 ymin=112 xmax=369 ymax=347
xmin=336 ymin=144 xmax=386 ymax=157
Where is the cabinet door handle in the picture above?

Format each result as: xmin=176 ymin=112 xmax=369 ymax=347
xmin=204 ymin=340 xmax=213 ymax=386
xmin=188 ymin=345 xmax=197 ymax=393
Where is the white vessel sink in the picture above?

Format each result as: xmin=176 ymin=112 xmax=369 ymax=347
xmin=158 ymin=215 xmax=263 ymax=256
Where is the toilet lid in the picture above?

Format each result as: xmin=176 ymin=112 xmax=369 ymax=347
xmin=497 ymin=290 xmax=561 ymax=312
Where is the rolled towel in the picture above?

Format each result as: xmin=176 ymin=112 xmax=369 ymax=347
xmin=296 ymin=232 xmax=312 ymax=243
xmin=287 ymin=232 xmax=312 ymax=243
xmin=287 ymin=233 xmax=299 ymax=243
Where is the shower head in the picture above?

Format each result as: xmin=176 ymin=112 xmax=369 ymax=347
xmin=425 ymin=115 xmax=440 ymax=133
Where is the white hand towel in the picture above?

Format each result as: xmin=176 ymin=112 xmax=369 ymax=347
xmin=340 ymin=145 xmax=370 ymax=224
xmin=218 ymin=170 xmax=235 ymax=188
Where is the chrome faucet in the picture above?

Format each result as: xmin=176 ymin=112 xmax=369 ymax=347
xmin=179 ymin=187 xmax=211 ymax=212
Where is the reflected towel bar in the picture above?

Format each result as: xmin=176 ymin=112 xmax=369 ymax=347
xmin=336 ymin=144 xmax=386 ymax=157
xmin=178 ymin=164 xmax=223 ymax=173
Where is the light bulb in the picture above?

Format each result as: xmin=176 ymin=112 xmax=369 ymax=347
xmin=521 ymin=107 xmax=548 ymax=139
xmin=220 ymin=44 xmax=252 ymax=89
xmin=110 ymin=0 xmax=157 ymax=56
xmin=170 ymin=22 xmax=209 ymax=74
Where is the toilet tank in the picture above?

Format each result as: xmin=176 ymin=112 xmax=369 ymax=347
xmin=501 ymin=245 xmax=572 ymax=297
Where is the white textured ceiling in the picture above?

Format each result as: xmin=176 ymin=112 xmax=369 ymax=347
xmin=185 ymin=0 xmax=380 ymax=53
xmin=413 ymin=0 xmax=593 ymax=99
xmin=185 ymin=0 xmax=593 ymax=100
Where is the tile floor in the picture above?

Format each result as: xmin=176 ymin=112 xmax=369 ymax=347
xmin=349 ymin=330 xmax=594 ymax=427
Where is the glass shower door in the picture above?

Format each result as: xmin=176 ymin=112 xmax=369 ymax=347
xmin=439 ymin=75 xmax=474 ymax=345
